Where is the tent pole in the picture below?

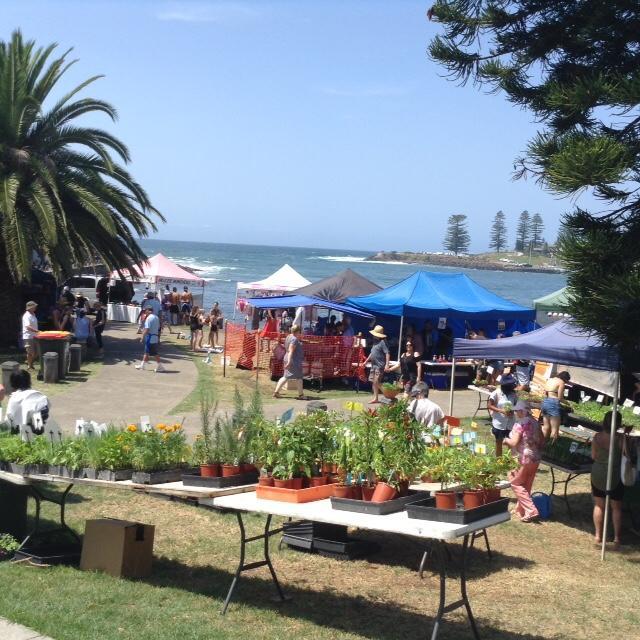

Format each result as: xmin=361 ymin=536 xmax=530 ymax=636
xmin=223 ymin=320 xmax=227 ymax=378
xmin=448 ymin=357 xmax=456 ymax=415
xmin=397 ymin=315 xmax=404 ymax=362
xmin=600 ymin=371 xmax=621 ymax=561
xmin=232 ymin=287 xmax=239 ymax=320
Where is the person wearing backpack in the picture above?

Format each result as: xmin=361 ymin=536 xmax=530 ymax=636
xmin=5 ymin=370 xmax=51 ymax=440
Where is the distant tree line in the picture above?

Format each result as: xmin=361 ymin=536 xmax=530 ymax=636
xmin=442 ymin=210 xmax=550 ymax=256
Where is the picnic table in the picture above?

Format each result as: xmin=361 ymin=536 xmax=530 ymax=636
xmin=207 ymin=491 xmax=510 ymax=640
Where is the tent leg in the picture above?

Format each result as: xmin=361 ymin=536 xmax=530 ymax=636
xmin=448 ymin=357 xmax=456 ymax=416
xmin=223 ymin=321 xmax=227 ymax=378
xmin=601 ymin=371 xmax=621 ymax=561
xmin=232 ymin=288 xmax=239 ymax=320
xmin=397 ymin=315 xmax=404 ymax=362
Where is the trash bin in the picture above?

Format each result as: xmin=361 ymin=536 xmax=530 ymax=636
xmin=36 ymin=331 xmax=71 ymax=380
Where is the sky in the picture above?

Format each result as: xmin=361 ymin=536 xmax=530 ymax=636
xmin=5 ymin=0 xmax=598 ymax=252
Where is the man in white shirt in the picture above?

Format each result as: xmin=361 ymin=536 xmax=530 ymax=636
xmin=408 ymin=382 xmax=445 ymax=429
xmin=135 ymin=309 xmax=164 ymax=372
xmin=21 ymin=301 xmax=39 ymax=370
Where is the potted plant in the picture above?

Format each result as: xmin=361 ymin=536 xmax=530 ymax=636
xmin=130 ymin=423 xmax=190 ymax=484
xmin=0 ymin=533 xmax=20 ymax=561
xmin=1 ymin=437 xmax=31 ymax=475
xmin=381 ymin=382 xmax=401 ymax=400
xmin=93 ymin=427 xmax=135 ymax=481
xmin=50 ymin=438 xmax=89 ymax=478
xmin=193 ymin=391 xmax=221 ymax=477
xmin=422 ymin=446 xmax=461 ymax=509
xmin=22 ymin=436 xmax=52 ymax=475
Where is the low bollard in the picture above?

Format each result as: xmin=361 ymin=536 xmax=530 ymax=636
xmin=43 ymin=352 xmax=59 ymax=383
xmin=1 ymin=360 xmax=20 ymax=393
xmin=68 ymin=344 xmax=82 ymax=372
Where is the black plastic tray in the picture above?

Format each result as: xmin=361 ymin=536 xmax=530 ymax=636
xmin=406 ymin=497 xmax=510 ymax=524
xmin=181 ymin=471 xmax=258 ymax=488
xmin=330 ymin=491 xmax=430 ymax=515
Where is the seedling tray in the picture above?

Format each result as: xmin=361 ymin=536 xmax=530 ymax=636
xmin=182 ymin=471 xmax=258 ymax=488
xmin=132 ymin=468 xmax=193 ymax=485
xmin=330 ymin=491 xmax=429 ymax=515
xmin=256 ymin=483 xmax=335 ymax=503
xmin=406 ymin=497 xmax=510 ymax=524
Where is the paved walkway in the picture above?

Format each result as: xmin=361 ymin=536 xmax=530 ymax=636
xmin=50 ymin=323 xmax=198 ymax=432
xmin=0 ymin=618 xmax=53 ymax=640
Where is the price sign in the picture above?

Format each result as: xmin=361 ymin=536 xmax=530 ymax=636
xmin=596 ymin=394 xmax=604 ymax=403
xmin=623 ymin=399 xmax=634 ymax=408
xmin=633 ymin=406 xmax=640 ymax=416
xmin=486 ymin=366 xmax=494 ymax=374
xmin=140 ymin=416 xmax=152 ymax=432
xmin=75 ymin=419 xmax=85 ymax=435
xmin=470 ymin=421 xmax=479 ymax=430
xmin=564 ymin=389 xmax=569 ymax=397
xmin=496 ymin=375 xmax=502 ymax=383
xmin=580 ymin=390 xmax=585 ymax=399
xmin=438 ymin=317 xmax=447 ymax=330
xmin=474 ymin=443 xmax=487 ymax=454
xmin=581 ymin=396 xmax=592 ymax=403
xmin=352 ymin=402 xmax=363 ymax=412
xmin=432 ymin=426 xmax=442 ymax=437
xmin=463 ymin=432 xmax=473 ymax=444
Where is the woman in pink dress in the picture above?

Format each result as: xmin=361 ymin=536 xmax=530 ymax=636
xmin=503 ymin=400 xmax=544 ymax=522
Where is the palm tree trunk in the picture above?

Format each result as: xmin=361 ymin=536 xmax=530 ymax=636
xmin=0 ymin=251 xmax=23 ymax=347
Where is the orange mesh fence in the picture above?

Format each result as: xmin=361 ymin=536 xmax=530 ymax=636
xmin=225 ymin=323 xmax=365 ymax=380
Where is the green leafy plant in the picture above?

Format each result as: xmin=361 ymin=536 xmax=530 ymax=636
xmin=23 ymin=436 xmax=54 ymax=466
xmin=0 ymin=533 xmax=20 ymax=556
xmin=130 ymin=425 xmax=189 ymax=472
xmin=52 ymin=438 xmax=91 ymax=471
xmin=0 ymin=436 xmax=30 ymax=463
xmin=192 ymin=390 xmax=219 ymax=465
xmin=93 ymin=428 xmax=135 ymax=471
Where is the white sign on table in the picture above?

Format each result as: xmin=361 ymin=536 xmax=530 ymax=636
xmin=623 ymin=399 xmax=635 ymax=408
xmin=596 ymin=394 xmax=604 ymax=403
xmin=486 ymin=366 xmax=494 ymax=374
xmin=633 ymin=406 xmax=640 ymax=416
xmin=581 ymin=396 xmax=592 ymax=403
xmin=140 ymin=415 xmax=152 ymax=432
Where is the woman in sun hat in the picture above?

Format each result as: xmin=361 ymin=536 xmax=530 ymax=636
xmin=503 ymin=400 xmax=544 ymax=522
xmin=363 ymin=325 xmax=390 ymax=404
xmin=487 ymin=373 xmax=518 ymax=456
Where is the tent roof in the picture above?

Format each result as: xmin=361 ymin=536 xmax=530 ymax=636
xmin=533 ymin=287 xmax=569 ymax=312
xmin=237 ymin=264 xmax=311 ymax=292
xmin=453 ymin=319 xmax=619 ymax=372
xmin=111 ymin=253 xmax=205 ymax=286
xmin=292 ymin=268 xmax=381 ymax=302
xmin=346 ymin=271 xmax=534 ymax=320
xmin=246 ymin=294 xmax=373 ymax=318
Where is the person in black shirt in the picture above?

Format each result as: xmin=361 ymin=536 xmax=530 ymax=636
xmin=93 ymin=302 xmax=106 ymax=355
xmin=389 ymin=339 xmax=423 ymax=395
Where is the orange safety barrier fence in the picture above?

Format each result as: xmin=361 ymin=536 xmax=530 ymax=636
xmin=225 ymin=323 xmax=366 ymax=381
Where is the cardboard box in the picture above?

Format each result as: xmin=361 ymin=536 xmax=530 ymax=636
xmin=80 ymin=518 xmax=155 ymax=578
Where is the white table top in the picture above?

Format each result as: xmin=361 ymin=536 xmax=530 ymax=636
xmin=468 ymin=384 xmax=493 ymax=396
xmin=211 ymin=492 xmax=510 ymax=541
xmin=422 ymin=360 xmax=476 ymax=367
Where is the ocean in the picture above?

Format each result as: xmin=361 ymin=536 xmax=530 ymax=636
xmin=138 ymin=238 xmax=566 ymax=317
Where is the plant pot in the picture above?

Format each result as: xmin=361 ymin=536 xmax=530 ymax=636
xmin=321 ymin=462 xmax=333 ymax=475
xmin=351 ymin=485 xmax=363 ymax=500
xmin=371 ymin=482 xmax=398 ymax=503
xmin=483 ymin=488 xmax=502 ymax=503
xmin=221 ymin=464 xmax=241 ymax=477
xmin=273 ymin=478 xmax=293 ymax=489
xmin=200 ymin=463 xmax=221 ymax=478
xmin=8 ymin=463 xmax=27 ymax=475
xmin=361 ymin=484 xmax=376 ymax=501
xmin=83 ymin=468 xmax=97 ymax=480
xmin=258 ymin=476 xmax=275 ymax=487
xmin=397 ymin=479 xmax=410 ymax=496
xmin=463 ymin=490 xmax=485 ymax=510
xmin=61 ymin=466 xmax=81 ymax=479
xmin=241 ymin=463 xmax=257 ymax=474
xmin=290 ymin=477 xmax=304 ymax=490
xmin=382 ymin=387 xmax=400 ymax=399
xmin=310 ymin=476 xmax=327 ymax=487
xmin=420 ymin=474 xmax=434 ymax=483
xmin=435 ymin=491 xmax=457 ymax=510
xmin=97 ymin=468 xmax=134 ymax=482
xmin=333 ymin=484 xmax=352 ymax=499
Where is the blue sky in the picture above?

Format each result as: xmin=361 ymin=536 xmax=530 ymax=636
xmin=6 ymin=1 xmax=597 ymax=252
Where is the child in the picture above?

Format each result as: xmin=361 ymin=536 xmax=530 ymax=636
xmin=503 ymin=400 xmax=544 ymax=522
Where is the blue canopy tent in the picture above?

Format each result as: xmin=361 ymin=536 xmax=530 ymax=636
xmin=453 ymin=319 xmax=621 ymax=561
xmin=246 ymin=294 xmax=373 ymax=318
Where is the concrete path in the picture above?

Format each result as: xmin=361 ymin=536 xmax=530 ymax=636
xmin=49 ymin=323 xmax=198 ymax=432
xmin=0 ymin=618 xmax=54 ymax=640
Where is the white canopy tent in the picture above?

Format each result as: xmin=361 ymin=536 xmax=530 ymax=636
xmin=234 ymin=264 xmax=311 ymax=319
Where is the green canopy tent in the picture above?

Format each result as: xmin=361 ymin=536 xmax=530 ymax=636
xmin=533 ymin=287 xmax=569 ymax=324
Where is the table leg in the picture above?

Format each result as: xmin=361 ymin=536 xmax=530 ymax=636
xmin=563 ymin=474 xmax=576 ymax=518
xmin=472 ymin=392 xmax=482 ymax=420
xmin=430 ymin=535 xmax=480 ymax=640
xmin=222 ymin=512 xmax=287 ymax=615
xmin=469 ymin=529 xmax=492 ymax=560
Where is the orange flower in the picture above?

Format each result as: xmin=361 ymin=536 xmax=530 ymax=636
xmin=127 ymin=424 xmax=137 ymax=433
xmin=156 ymin=423 xmax=167 ymax=431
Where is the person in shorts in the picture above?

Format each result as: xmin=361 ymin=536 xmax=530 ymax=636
xmin=21 ymin=301 xmax=39 ymax=370
xmin=487 ymin=374 xmax=518 ymax=456
xmin=135 ymin=309 xmax=164 ymax=372
xmin=363 ymin=325 xmax=389 ymax=404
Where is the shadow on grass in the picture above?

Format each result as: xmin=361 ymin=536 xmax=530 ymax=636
xmin=142 ymin=556 xmax=548 ymax=640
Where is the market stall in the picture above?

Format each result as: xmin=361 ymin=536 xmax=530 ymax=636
xmin=452 ymin=319 xmax=622 ymax=559
xmin=533 ymin=286 xmax=570 ymax=326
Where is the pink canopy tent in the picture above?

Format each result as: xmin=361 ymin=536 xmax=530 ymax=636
xmin=111 ymin=253 xmax=206 ymax=288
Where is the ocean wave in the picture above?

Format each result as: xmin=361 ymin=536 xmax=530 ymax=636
xmin=313 ymin=255 xmax=366 ymax=263
xmin=167 ymin=256 xmax=238 ymax=273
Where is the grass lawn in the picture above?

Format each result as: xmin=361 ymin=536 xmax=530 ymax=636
xmin=1 ymin=464 xmax=639 ymax=640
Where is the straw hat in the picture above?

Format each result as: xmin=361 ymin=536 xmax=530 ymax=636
xmin=26 ymin=301 xmax=37 ymax=310
xmin=369 ymin=325 xmax=386 ymax=339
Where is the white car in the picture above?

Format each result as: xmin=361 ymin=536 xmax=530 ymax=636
xmin=60 ymin=275 xmax=100 ymax=305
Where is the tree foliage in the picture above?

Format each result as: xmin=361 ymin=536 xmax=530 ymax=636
xmin=515 ymin=210 xmax=530 ymax=252
xmin=530 ymin=213 xmax=545 ymax=250
xmin=443 ymin=213 xmax=470 ymax=255
xmin=0 ymin=31 xmax=162 ymax=287
xmin=428 ymin=1 xmax=640 ymax=365
xmin=489 ymin=210 xmax=507 ymax=253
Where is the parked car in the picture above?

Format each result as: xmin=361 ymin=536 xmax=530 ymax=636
xmin=60 ymin=275 xmax=101 ymax=305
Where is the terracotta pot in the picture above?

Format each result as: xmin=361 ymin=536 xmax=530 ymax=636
xmin=435 ymin=491 xmax=458 ymax=510
xmin=361 ymin=484 xmax=376 ymax=501
xmin=420 ymin=474 xmax=434 ymax=483
xmin=371 ymin=482 xmax=398 ymax=503
xmin=463 ymin=490 xmax=485 ymax=510
xmin=382 ymin=387 xmax=400 ymax=399
xmin=290 ymin=477 xmax=304 ymax=490
xmin=200 ymin=463 xmax=221 ymax=478
xmin=397 ymin=479 xmax=410 ymax=496
xmin=310 ymin=476 xmax=327 ymax=487
xmin=301 ymin=476 xmax=310 ymax=488
xmin=273 ymin=478 xmax=293 ymax=489
xmin=222 ymin=464 xmax=241 ymax=477
xmin=331 ymin=463 xmax=339 ymax=474
xmin=484 ymin=488 xmax=501 ymax=503
xmin=333 ymin=484 xmax=352 ymax=499
xmin=351 ymin=485 xmax=363 ymax=500
xmin=241 ymin=463 xmax=257 ymax=474
xmin=258 ymin=476 xmax=275 ymax=487
xmin=321 ymin=462 xmax=333 ymax=475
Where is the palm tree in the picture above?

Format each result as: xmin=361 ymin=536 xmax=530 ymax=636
xmin=0 ymin=31 xmax=163 ymax=344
